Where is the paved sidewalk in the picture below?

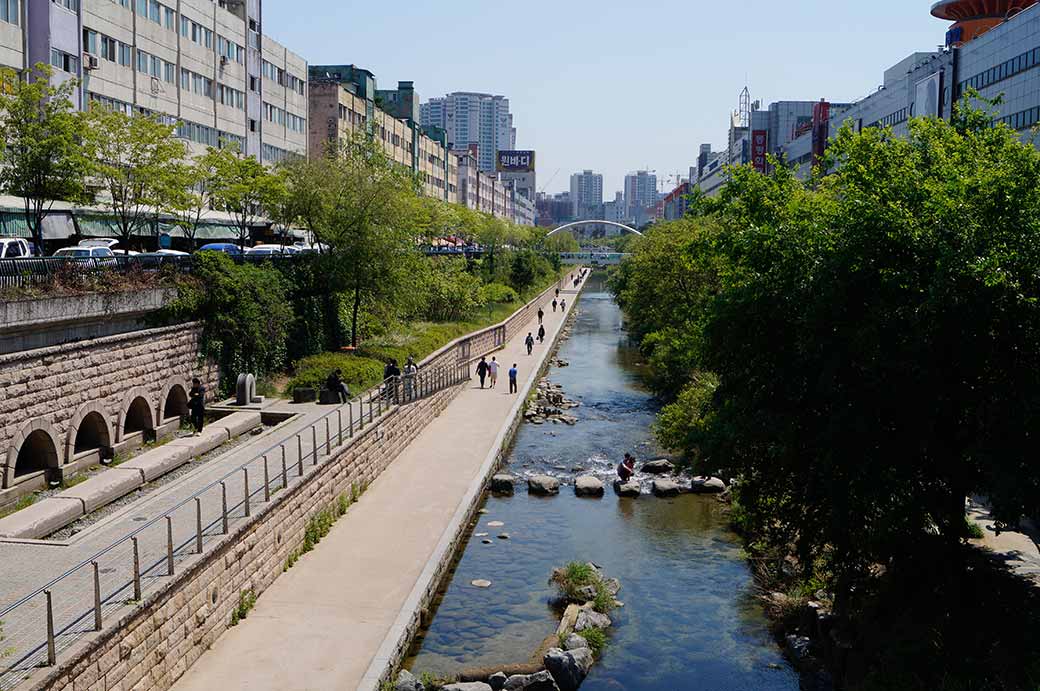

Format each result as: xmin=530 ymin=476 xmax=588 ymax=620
xmin=172 ymin=275 xmax=587 ymax=691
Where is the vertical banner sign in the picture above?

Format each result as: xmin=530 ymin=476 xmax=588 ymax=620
xmin=751 ymin=130 xmax=768 ymax=173
xmin=811 ymin=100 xmax=830 ymax=168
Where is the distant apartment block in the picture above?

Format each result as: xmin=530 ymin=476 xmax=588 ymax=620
xmin=421 ymin=91 xmax=515 ymax=173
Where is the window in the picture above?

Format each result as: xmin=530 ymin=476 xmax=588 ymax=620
xmin=180 ymin=67 xmax=189 ymax=90
xmin=0 ymin=0 xmax=17 ymax=24
xmin=180 ymin=15 xmax=188 ymax=36
xmin=148 ymin=0 xmax=160 ymax=22
xmin=100 ymin=35 xmax=117 ymax=61
xmin=50 ymin=48 xmax=78 ymax=73
xmin=164 ymin=6 xmax=174 ymax=29
xmin=164 ymin=61 xmax=174 ymax=83
xmin=83 ymin=29 xmax=98 ymax=55
xmin=52 ymin=0 xmax=77 ymax=12
xmin=150 ymin=54 xmax=161 ymax=78
xmin=136 ymin=0 xmax=146 ymax=15
xmin=137 ymin=49 xmax=149 ymax=73
xmin=119 ymin=42 xmax=132 ymax=66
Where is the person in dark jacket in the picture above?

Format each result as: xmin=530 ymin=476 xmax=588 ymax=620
xmin=525 ymin=332 xmax=535 ymax=355
xmin=538 ymin=324 xmax=545 ymax=343
xmin=326 ymin=369 xmax=350 ymax=403
xmin=538 ymin=308 xmax=544 ymax=325
xmin=476 ymin=356 xmax=489 ymax=388
xmin=617 ymin=453 xmax=636 ymax=482
xmin=188 ymin=377 xmax=206 ymax=435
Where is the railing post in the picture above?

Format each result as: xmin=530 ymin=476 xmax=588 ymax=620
xmin=92 ymin=561 xmax=102 ymax=631
xmin=325 ymin=418 xmax=330 ymax=455
xmin=368 ymin=396 xmax=374 ymax=423
xmin=337 ymin=410 xmax=343 ymax=446
xmin=195 ymin=498 xmax=203 ymax=554
xmin=311 ymin=426 xmax=318 ymax=465
xmin=263 ymin=455 xmax=270 ymax=502
xmin=166 ymin=516 xmax=174 ymax=576
xmin=243 ymin=468 xmax=251 ymax=517
xmin=297 ymin=434 xmax=303 ymax=476
xmin=349 ymin=403 xmax=355 ymax=437
xmin=221 ymin=482 xmax=228 ymax=534
xmin=132 ymin=536 xmax=141 ymax=601
xmin=281 ymin=446 xmax=288 ymax=489
xmin=46 ymin=590 xmax=56 ymax=666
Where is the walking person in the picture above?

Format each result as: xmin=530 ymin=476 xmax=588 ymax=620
xmin=555 ymin=288 xmax=560 ymax=299
xmin=552 ymin=298 xmax=558 ymax=313
xmin=476 ymin=356 xmax=489 ymax=389
xmin=488 ymin=356 xmax=500 ymax=389
xmin=508 ymin=363 xmax=518 ymax=394
xmin=538 ymin=308 xmax=544 ymax=325
xmin=525 ymin=332 xmax=535 ymax=355
xmin=383 ymin=359 xmax=401 ymax=400
xmin=404 ymin=356 xmax=418 ymax=401
xmin=560 ymin=298 xmax=566 ymax=311
xmin=188 ymin=377 xmax=206 ymax=435
xmin=538 ymin=323 xmax=545 ymax=344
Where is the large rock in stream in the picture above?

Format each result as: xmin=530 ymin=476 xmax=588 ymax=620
xmin=573 ymin=475 xmax=604 ymax=497
xmin=641 ymin=459 xmax=675 ymax=475
xmin=528 ymin=475 xmax=560 ymax=496
xmin=491 ymin=474 xmax=516 ymax=494
xmin=544 ymin=647 xmax=594 ymax=691
xmin=442 ymin=683 xmax=493 ymax=691
xmin=652 ymin=478 xmax=684 ymax=497
xmin=690 ymin=476 xmax=727 ymax=494
xmin=395 ymin=670 xmax=425 ymax=691
xmin=503 ymin=671 xmax=560 ymax=691
xmin=613 ymin=480 xmax=640 ymax=497
xmin=574 ymin=608 xmax=612 ymax=632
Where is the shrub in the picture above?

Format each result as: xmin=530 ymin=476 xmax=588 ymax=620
xmin=578 ymin=627 xmax=607 ymax=656
xmin=479 ymin=282 xmax=518 ymax=304
xmin=287 ymin=352 xmax=385 ymax=393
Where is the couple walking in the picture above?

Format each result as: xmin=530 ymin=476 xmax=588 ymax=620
xmin=475 ymin=356 xmax=519 ymax=393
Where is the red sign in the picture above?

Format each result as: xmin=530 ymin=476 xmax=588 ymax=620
xmin=751 ymin=130 xmax=768 ymax=173
xmin=811 ymin=100 xmax=830 ymax=168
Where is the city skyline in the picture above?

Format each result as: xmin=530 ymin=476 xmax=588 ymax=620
xmin=263 ymin=0 xmax=942 ymax=195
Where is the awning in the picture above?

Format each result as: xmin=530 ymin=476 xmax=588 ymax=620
xmin=76 ymin=216 xmax=157 ymax=238
xmin=0 ymin=211 xmax=30 ymax=238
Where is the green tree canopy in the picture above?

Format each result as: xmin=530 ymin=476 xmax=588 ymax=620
xmin=204 ymin=145 xmax=287 ymax=249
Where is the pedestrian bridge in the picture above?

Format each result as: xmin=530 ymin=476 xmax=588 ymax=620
xmin=560 ymin=251 xmax=628 ymax=266
xmin=547 ymin=220 xmax=643 ymax=237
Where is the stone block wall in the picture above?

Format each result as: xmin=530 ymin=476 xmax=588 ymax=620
xmin=0 ymin=323 xmax=219 ymax=489
xmin=26 ymin=383 xmax=461 ymax=691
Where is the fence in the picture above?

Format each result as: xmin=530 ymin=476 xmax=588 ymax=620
xmin=0 ymin=270 xmax=568 ymax=691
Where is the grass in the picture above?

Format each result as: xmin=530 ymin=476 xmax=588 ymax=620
xmin=228 ymin=589 xmax=256 ymax=626
xmin=284 ymin=482 xmax=366 ymax=572
xmin=59 ymin=474 xmax=89 ymax=490
xmin=964 ymin=516 xmax=985 ymax=540
xmin=578 ymin=627 xmax=607 ymax=656
xmin=551 ymin=561 xmax=617 ymax=614
xmin=0 ymin=494 xmax=37 ymax=520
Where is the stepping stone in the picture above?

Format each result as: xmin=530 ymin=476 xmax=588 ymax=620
xmin=487 ymin=520 xmax=505 ymax=527
xmin=471 ymin=579 xmax=492 ymax=588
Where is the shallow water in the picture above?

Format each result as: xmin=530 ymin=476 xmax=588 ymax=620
xmin=406 ymin=275 xmax=799 ymax=691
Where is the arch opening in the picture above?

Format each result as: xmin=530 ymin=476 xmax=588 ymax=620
xmin=546 ymin=220 xmax=643 ymax=238
xmin=74 ymin=411 xmax=111 ymax=455
xmin=124 ymin=397 xmax=155 ymax=436
xmin=15 ymin=429 xmax=59 ymax=479
xmin=163 ymin=385 xmax=189 ymax=421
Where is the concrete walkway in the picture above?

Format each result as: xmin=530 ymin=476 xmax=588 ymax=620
xmin=173 ymin=275 xmax=587 ymax=691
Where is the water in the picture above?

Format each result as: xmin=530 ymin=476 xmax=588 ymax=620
xmin=406 ymin=275 xmax=799 ymax=691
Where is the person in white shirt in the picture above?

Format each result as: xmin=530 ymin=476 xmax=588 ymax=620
xmin=488 ymin=357 xmax=500 ymax=389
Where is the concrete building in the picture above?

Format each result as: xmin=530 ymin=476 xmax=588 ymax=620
xmin=308 ymin=68 xmax=455 ymax=203
xmin=36 ymin=0 xmax=310 ymax=161
xmin=454 ymin=150 xmax=479 ymax=210
xmin=536 ymin=191 xmax=572 ymax=227
xmin=623 ymin=170 xmax=657 ymax=221
xmin=420 ymin=91 xmax=515 ymax=173
xmin=0 ymin=0 xmax=21 ymax=73
xmin=569 ymin=170 xmax=603 ymax=219
xmin=663 ymin=182 xmax=691 ymax=221
xmin=602 ymin=191 xmax=625 ymax=224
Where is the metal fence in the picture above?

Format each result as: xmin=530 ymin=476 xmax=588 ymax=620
xmin=0 ymin=254 xmax=298 ymax=291
xmin=0 ymin=362 xmax=468 ymax=691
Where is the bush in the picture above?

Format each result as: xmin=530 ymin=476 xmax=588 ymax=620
xmin=418 ymin=258 xmax=486 ymax=322
xmin=287 ymin=352 xmax=385 ymax=393
xmin=479 ymin=282 xmax=518 ymax=304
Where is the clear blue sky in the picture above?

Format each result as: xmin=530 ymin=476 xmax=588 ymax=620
xmin=265 ymin=1 xmax=946 ymax=196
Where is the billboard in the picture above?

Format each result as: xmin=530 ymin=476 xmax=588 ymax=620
xmin=811 ymin=100 xmax=830 ymax=168
xmin=497 ymin=150 xmax=536 ymax=172
xmin=914 ymin=71 xmax=942 ymax=118
xmin=751 ymin=130 xmax=768 ymax=173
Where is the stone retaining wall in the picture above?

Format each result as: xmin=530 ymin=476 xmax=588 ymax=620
xmin=0 ymin=323 xmax=219 ymax=493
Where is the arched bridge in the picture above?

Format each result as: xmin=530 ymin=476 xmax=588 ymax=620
xmin=547 ymin=220 xmax=643 ymax=237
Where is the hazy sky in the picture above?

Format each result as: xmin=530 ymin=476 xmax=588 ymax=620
xmin=265 ymin=1 xmax=946 ymax=195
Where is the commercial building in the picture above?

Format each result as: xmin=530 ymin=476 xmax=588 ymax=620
xmin=662 ymin=182 xmax=691 ymax=221
xmin=27 ymin=0 xmax=308 ymax=161
xmin=308 ymin=65 xmax=456 ymax=203
xmin=569 ymin=170 xmax=603 ymax=219
xmin=420 ymin=91 xmax=515 ymax=173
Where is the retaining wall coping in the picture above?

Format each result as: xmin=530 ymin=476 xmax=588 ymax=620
xmin=0 ymin=496 xmax=84 ymax=539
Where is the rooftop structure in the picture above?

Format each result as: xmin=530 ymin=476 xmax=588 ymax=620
xmin=931 ymin=0 xmax=1039 ymax=44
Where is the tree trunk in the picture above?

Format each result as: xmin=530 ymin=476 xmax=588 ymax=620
xmin=351 ymin=282 xmax=361 ymax=348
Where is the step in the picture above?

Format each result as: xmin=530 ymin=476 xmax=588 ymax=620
xmin=0 ymin=497 xmax=84 ymax=539
xmin=56 ymin=470 xmax=143 ymax=514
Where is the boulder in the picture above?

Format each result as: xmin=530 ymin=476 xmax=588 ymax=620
xmin=562 ymin=633 xmax=588 ymax=651
xmin=489 ymin=672 xmax=508 ymax=690
xmin=442 ymin=684 xmax=492 ymax=691
xmin=575 ymin=585 xmax=597 ymax=602
xmin=652 ymin=479 xmax=684 ymax=497
xmin=491 ymin=474 xmax=516 ymax=494
xmin=690 ymin=476 xmax=727 ymax=494
xmin=573 ymin=475 xmax=604 ymax=497
xmin=574 ymin=608 xmax=611 ymax=632
xmin=641 ymin=459 xmax=674 ymax=475
xmin=502 ymin=671 xmax=560 ymax=691
xmin=394 ymin=669 xmax=425 ymax=691
xmin=544 ymin=647 xmax=594 ymax=691
xmin=785 ymin=634 xmax=813 ymax=665
xmin=603 ymin=578 xmax=621 ymax=596
xmin=528 ymin=475 xmax=560 ymax=496
xmin=613 ymin=480 xmax=640 ymax=498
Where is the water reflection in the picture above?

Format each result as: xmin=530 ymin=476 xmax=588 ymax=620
xmin=406 ymin=275 xmax=798 ymax=690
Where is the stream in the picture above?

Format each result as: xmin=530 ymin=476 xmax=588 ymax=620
xmin=406 ymin=273 xmax=799 ymax=690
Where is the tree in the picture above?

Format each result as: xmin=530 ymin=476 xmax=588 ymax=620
xmin=509 ymin=249 xmax=537 ymax=294
xmin=205 ymin=145 xmax=287 ymax=249
xmin=81 ymin=105 xmax=186 ymax=253
xmin=306 ymin=131 xmax=421 ymax=347
xmin=167 ymin=152 xmax=220 ymax=250
xmin=0 ymin=64 xmax=90 ymax=251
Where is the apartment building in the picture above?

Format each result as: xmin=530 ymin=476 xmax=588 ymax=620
xmin=0 ymin=0 xmax=21 ymax=73
xmin=31 ymin=0 xmax=306 ymax=160
xmin=307 ymin=75 xmax=456 ymax=203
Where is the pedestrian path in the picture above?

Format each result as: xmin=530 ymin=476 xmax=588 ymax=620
xmin=172 ymin=274 xmax=588 ymax=691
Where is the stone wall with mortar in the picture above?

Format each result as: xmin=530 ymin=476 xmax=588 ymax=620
xmin=24 ymin=383 xmax=462 ymax=691
xmin=0 ymin=323 xmax=219 ymax=489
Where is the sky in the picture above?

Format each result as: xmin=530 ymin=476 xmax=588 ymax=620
xmin=264 ymin=1 xmax=946 ymax=196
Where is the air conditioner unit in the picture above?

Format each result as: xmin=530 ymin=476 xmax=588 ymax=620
xmin=220 ymin=55 xmax=228 ymax=67
xmin=150 ymin=76 xmax=161 ymax=95
xmin=83 ymin=54 xmax=99 ymax=70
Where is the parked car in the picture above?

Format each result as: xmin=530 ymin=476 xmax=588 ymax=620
xmin=0 ymin=238 xmax=32 ymax=258
xmin=197 ymin=243 xmax=243 ymax=256
xmin=245 ymin=244 xmax=299 ymax=256
xmin=153 ymin=249 xmax=190 ymax=256
xmin=52 ymin=246 xmax=117 ymax=265
xmin=78 ymin=238 xmax=138 ymax=255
